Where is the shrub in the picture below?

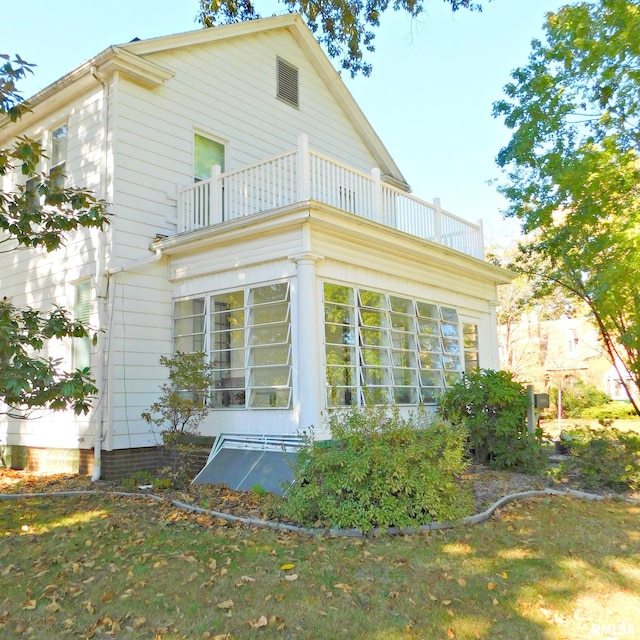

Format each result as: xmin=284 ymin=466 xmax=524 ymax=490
xmin=141 ymin=351 xmax=214 ymax=440
xmin=438 ymin=369 xmax=544 ymax=472
xmin=276 ymin=405 xmax=472 ymax=532
xmin=582 ymin=401 xmax=638 ymax=421
xmin=549 ymin=381 xmax=610 ymax=418
xmin=559 ymin=426 xmax=640 ymax=491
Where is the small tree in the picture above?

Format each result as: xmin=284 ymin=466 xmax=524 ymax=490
xmin=141 ymin=352 xmax=214 ymax=441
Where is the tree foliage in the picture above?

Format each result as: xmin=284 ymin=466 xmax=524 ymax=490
xmin=493 ymin=0 xmax=640 ymax=415
xmin=199 ymin=0 xmax=485 ymax=76
xmin=0 ymin=54 xmax=110 ymax=418
xmin=141 ymin=352 xmax=215 ymax=438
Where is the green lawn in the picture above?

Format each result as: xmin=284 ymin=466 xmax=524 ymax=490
xmin=1 ymin=492 xmax=639 ymax=639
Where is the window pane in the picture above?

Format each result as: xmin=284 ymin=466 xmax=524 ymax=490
xmin=391 ymin=332 xmax=416 ymax=351
xmin=249 ymin=282 xmax=288 ymax=305
xmin=194 ymin=133 xmax=225 ymax=180
xmin=416 ymin=301 xmax=439 ymax=319
xmin=327 ymin=387 xmax=356 ymax=407
xmin=420 ymin=370 xmax=444 ymax=387
xmin=421 ymin=387 xmax=442 ymax=404
xmin=394 ymin=387 xmax=419 ymax=404
xmin=443 ymin=355 xmax=462 ymax=371
xmin=325 ymin=324 xmax=356 ymax=345
xmin=249 ymin=344 xmax=290 ymax=366
xmin=391 ymin=349 xmax=417 ymax=368
xmin=250 ymin=366 xmax=291 ymax=387
xmin=359 ymin=308 xmax=388 ymax=328
xmin=419 ymin=352 xmax=443 ymax=369
xmin=324 ymin=283 xmax=354 ymax=305
xmin=418 ymin=335 xmax=442 ymax=352
xmin=359 ymin=289 xmax=386 ymax=309
xmin=326 ymin=366 xmax=357 ymax=386
xmin=361 ymin=367 xmax=391 ymax=385
xmin=393 ymin=368 xmax=417 ymax=386
xmin=174 ymin=316 xmax=205 ymax=335
xmin=442 ymin=339 xmax=461 ymax=355
xmin=325 ymin=345 xmax=356 ymax=365
xmin=464 ymin=352 xmax=479 ymax=371
xmin=212 ymin=291 xmax=243 ymax=311
xmin=441 ymin=322 xmax=460 ymax=337
xmin=463 ymin=323 xmax=479 ymax=349
xmin=249 ymin=388 xmax=291 ymax=408
xmin=361 ymin=348 xmax=390 ymax=366
xmin=175 ymin=298 xmax=205 ymax=318
xmin=360 ymin=328 xmax=389 ymax=347
xmin=324 ymin=303 xmax=353 ymax=325
xmin=249 ymin=302 xmax=289 ymax=325
xmin=51 ymin=125 xmax=67 ymax=167
xmin=389 ymin=296 xmax=413 ymax=315
xmin=417 ymin=318 xmax=440 ymax=336
xmin=249 ymin=323 xmax=289 ymax=345
xmin=390 ymin=312 xmax=413 ymax=331
xmin=441 ymin=307 xmax=459 ymax=322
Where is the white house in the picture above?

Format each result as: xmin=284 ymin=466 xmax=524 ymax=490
xmin=0 ymin=15 xmax=511 ymax=480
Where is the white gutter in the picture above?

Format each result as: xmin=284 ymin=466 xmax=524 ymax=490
xmin=106 ymin=248 xmax=164 ymax=275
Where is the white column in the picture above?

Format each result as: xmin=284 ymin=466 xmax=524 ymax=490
xmin=290 ymin=251 xmax=325 ymax=439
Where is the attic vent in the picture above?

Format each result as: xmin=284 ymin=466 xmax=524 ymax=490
xmin=277 ymin=57 xmax=299 ymax=108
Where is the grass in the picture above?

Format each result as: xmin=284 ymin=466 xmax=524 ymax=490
xmin=1 ymin=491 xmax=639 ymax=639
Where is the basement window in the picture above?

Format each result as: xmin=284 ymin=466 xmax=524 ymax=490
xmin=277 ymin=57 xmax=299 ymax=108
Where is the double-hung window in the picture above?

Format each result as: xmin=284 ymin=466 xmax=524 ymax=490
xmin=51 ymin=124 xmax=68 ymax=189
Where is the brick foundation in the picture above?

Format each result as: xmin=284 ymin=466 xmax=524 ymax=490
xmin=2 ymin=441 xmax=214 ymax=482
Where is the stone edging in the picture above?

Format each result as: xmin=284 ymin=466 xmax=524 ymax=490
xmin=2 ymin=487 xmax=639 ymax=538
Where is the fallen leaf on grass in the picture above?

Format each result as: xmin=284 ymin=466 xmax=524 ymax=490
xmin=217 ymin=599 xmax=234 ymax=609
xmin=457 ymin=578 xmax=466 ymax=587
xmin=447 ymin=628 xmax=456 ymax=638
xmin=249 ymin=615 xmax=268 ymax=628
xmin=280 ymin=563 xmax=295 ymax=571
xmin=428 ymin=593 xmax=438 ymax=601
xmin=284 ymin=573 xmax=298 ymax=581
xmin=22 ymin=600 xmax=36 ymax=610
xmin=487 ymin=582 xmax=497 ymax=590
xmin=334 ymin=583 xmax=353 ymax=593
xmin=45 ymin=600 xmax=62 ymax=613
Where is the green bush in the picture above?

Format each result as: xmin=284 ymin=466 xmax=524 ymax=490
xmin=275 ymin=405 xmax=472 ymax=532
xmin=582 ymin=401 xmax=638 ymax=421
xmin=549 ymin=381 xmax=610 ymax=418
xmin=560 ymin=426 xmax=640 ymax=491
xmin=438 ymin=369 xmax=544 ymax=472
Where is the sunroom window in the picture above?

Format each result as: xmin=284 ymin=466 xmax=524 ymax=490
xmin=172 ymin=282 xmax=291 ymax=409
xmin=323 ymin=283 xmax=464 ymax=407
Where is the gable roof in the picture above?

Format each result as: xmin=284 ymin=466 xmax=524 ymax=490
xmin=1 ymin=14 xmax=408 ymax=190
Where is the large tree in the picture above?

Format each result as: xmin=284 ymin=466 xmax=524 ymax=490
xmin=0 ymin=55 xmax=110 ymax=419
xmin=199 ymin=0 xmax=484 ymax=76
xmin=493 ymin=0 xmax=640 ymax=414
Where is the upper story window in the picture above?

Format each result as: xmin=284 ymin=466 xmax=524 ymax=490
xmin=277 ymin=57 xmax=299 ymax=108
xmin=51 ymin=124 xmax=68 ymax=188
xmin=194 ymin=133 xmax=225 ymax=182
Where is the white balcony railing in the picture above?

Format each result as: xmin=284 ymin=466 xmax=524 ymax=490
xmin=178 ymin=134 xmax=484 ymax=259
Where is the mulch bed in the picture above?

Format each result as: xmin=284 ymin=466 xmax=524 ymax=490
xmin=0 ymin=465 xmax=565 ymax=520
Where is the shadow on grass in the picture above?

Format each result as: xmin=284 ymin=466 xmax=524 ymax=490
xmin=0 ymin=494 xmax=638 ymax=639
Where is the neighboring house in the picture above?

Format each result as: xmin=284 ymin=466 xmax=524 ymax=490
xmin=498 ymin=313 xmax=636 ymax=402
xmin=0 ymin=15 xmax=511 ymax=479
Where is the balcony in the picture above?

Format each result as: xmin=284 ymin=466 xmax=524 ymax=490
xmin=177 ymin=134 xmax=484 ymax=260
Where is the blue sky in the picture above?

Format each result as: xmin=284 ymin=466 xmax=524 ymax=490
xmin=2 ymin=0 xmax=566 ymax=245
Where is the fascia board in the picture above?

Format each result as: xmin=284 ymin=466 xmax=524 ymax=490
xmin=152 ymin=201 xmax=513 ymax=285
xmin=0 ymin=47 xmax=173 ymax=137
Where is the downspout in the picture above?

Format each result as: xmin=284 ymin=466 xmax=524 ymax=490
xmin=91 ymin=65 xmax=109 ymax=482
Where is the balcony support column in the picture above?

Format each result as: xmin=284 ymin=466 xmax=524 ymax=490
xmin=290 ymin=245 xmax=325 ymax=439
xmin=371 ymin=167 xmax=383 ymax=223
xmin=211 ymin=164 xmax=223 ymax=224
